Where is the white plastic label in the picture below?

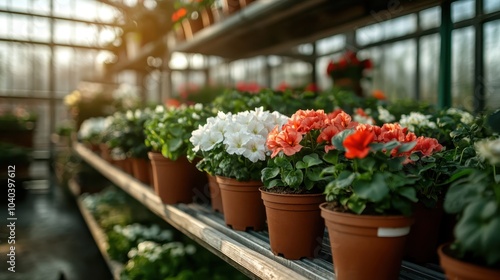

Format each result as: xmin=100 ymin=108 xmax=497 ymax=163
xmin=377 ymin=227 xmax=410 ymax=237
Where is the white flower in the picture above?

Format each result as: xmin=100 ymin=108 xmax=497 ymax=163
xmin=194 ymin=103 xmax=203 ymax=111
xmin=377 ymin=106 xmax=395 ymax=122
xmin=475 ymin=138 xmax=500 ymax=165
xmin=127 ymin=248 xmax=138 ymax=259
xmin=399 ymin=112 xmax=436 ymax=131
xmin=155 ymin=105 xmax=164 ymax=114
xmin=126 ymin=110 xmax=134 ymax=120
xmin=185 ymin=244 xmax=196 ymax=255
xmin=224 ymin=132 xmax=251 ymax=155
xmin=242 ymin=137 xmax=267 ymax=162
xmin=353 ymin=114 xmax=374 ymax=125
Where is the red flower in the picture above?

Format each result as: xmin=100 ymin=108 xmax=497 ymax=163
xmin=172 ymin=8 xmax=187 ymax=22
xmin=269 ymin=126 xmax=303 ymax=157
xmin=372 ymin=90 xmax=386 ymax=100
xmin=362 ymin=59 xmax=373 ymax=70
xmin=327 ymin=61 xmax=335 ymax=75
xmin=276 ymin=81 xmax=290 ymax=92
xmin=412 ymin=137 xmax=443 ymax=157
xmin=343 ymin=129 xmax=374 ymax=159
xmin=236 ymin=81 xmax=261 ymax=93
xmin=305 ymin=82 xmax=319 ymax=92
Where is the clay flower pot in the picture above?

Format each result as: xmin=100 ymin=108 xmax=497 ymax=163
xmin=130 ymin=157 xmax=151 ymax=185
xmin=148 ymin=152 xmax=199 ymax=204
xmin=207 ymin=174 xmax=223 ymax=213
xmin=438 ymin=243 xmax=500 ymax=280
xmin=260 ymin=189 xmax=325 ymax=260
xmin=320 ymin=203 xmax=413 ymax=280
xmin=216 ymin=176 xmax=266 ymax=231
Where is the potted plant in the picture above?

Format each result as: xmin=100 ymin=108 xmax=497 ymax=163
xmin=326 ymin=50 xmax=373 ymax=97
xmin=144 ymin=103 xmax=211 ymax=204
xmin=438 ymin=135 xmax=500 ymax=278
xmin=189 ymin=107 xmax=287 ymax=230
xmin=397 ymin=108 xmax=477 ymax=263
xmin=319 ymin=121 xmax=442 ymax=280
xmin=78 ymin=117 xmax=111 ymax=153
xmin=103 ymin=108 xmax=153 ymax=185
xmin=0 ymin=106 xmax=37 ymax=148
xmin=260 ymin=109 xmax=357 ymax=259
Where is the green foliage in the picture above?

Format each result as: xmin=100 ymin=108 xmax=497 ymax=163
xmin=322 ymin=139 xmax=419 ymax=216
xmin=261 ymin=153 xmax=327 ymax=193
xmin=0 ymin=142 xmax=31 ymax=165
xmin=144 ymin=104 xmax=213 ymax=160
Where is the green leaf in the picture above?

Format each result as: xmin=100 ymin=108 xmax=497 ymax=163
xmin=168 ymin=138 xmax=183 ymax=152
xmin=335 ymin=171 xmax=356 ymax=189
xmin=398 ymin=187 xmax=418 ymax=202
xmin=323 ymin=152 xmax=338 ymax=164
xmin=398 ymin=141 xmax=417 ymax=153
xmin=332 ymin=129 xmax=354 ymax=152
xmin=283 ymin=170 xmax=303 ymax=188
xmin=306 ymin=167 xmax=323 ymax=182
xmin=347 ymin=195 xmax=366 ymax=214
xmin=274 ymin=156 xmax=293 ymax=170
xmin=302 ymin=153 xmax=323 ymax=167
xmin=352 ymin=173 xmax=389 ymax=203
xmin=320 ymin=166 xmax=336 ymax=176
xmin=261 ymin=167 xmax=280 ymax=181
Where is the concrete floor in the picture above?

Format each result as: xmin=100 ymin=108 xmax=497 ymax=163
xmin=0 ymin=161 xmax=112 ymax=280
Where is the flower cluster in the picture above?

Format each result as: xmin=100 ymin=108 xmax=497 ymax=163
xmin=122 ymin=240 xmax=198 ymax=279
xmin=113 ymin=223 xmax=173 ymax=244
xmin=322 ymin=118 xmax=443 ymax=215
xmin=190 ymin=107 xmax=287 ymax=181
xmin=262 ymin=109 xmax=357 ymax=192
xmin=326 ymin=51 xmax=373 ymax=81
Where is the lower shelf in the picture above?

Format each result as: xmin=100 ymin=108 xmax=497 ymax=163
xmin=68 ymin=179 xmax=124 ymax=280
xmin=73 ymin=142 xmax=445 ymax=280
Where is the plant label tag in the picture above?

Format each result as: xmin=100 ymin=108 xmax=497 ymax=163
xmin=377 ymin=227 xmax=410 ymax=237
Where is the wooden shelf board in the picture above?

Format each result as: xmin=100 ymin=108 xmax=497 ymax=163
xmin=73 ymin=142 xmax=445 ymax=280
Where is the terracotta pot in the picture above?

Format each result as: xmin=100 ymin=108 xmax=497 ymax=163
xmin=131 ymin=157 xmax=151 ymax=185
xmin=148 ymin=152 xmax=199 ymax=204
xmin=239 ymin=0 xmax=256 ymax=9
xmin=438 ymin=243 xmax=500 ymax=280
xmin=222 ymin=0 xmax=241 ymax=15
xmin=181 ymin=13 xmax=204 ymax=40
xmin=334 ymin=77 xmax=363 ymax=97
xmin=404 ymin=201 xmax=444 ymax=263
xmin=216 ymin=176 xmax=266 ymax=231
xmin=122 ymin=157 xmax=134 ymax=175
xmin=99 ymin=143 xmax=113 ymax=163
xmin=320 ymin=203 xmax=413 ymax=280
xmin=201 ymin=7 xmax=215 ymax=28
xmin=207 ymin=174 xmax=223 ymax=213
xmin=261 ymin=190 xmax=325 ymax=260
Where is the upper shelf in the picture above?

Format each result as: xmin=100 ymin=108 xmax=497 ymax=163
xmin=169 ymin=0 xmax=440 ymax=59
xmin=104 ymin=0 xmax=440 ymax=75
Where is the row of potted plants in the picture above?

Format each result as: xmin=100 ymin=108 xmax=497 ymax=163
xmin=77 ymin=88 xmax=499 ymax=279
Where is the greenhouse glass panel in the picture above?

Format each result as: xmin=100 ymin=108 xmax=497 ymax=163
xmin=484 ymin=20 xmax=500 ymax=110
xmin=451 ymin=0 xmax=475 ymax=23
xmin=452 ymin=27 xmax=474 ymax=111
xmin=420 ymin=34 xmax=440 ymax=105
xmin=485 ymin=0 xmax=500 ymax=13
xmin=419 ymin=6 xmax=441 ymax=30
